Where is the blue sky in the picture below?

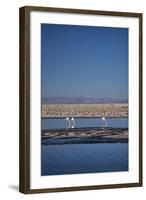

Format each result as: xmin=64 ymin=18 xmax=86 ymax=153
xmin=41 ymin=24 xmax=128 ymax=99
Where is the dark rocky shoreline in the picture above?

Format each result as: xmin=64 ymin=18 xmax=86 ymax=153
xmin=42 ymin=128 xmax=128 ymax=144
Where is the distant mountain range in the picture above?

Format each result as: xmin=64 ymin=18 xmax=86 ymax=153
xmin=42 ymin=96 xmax=128 ymax=104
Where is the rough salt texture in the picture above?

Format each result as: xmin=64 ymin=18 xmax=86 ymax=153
xmin=42 ymin=104 xmax=128 ymax=118
xmin=42 ymin=128 xmax=128 ymax=139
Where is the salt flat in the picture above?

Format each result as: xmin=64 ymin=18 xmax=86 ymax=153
xmin=42 ymin=104 xmax=128 ymax=118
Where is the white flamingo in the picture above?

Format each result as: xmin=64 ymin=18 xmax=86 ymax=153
xmin=66 ymin=117 xmax=71 ymax=128
xmin=102 ymin=117 xmax=107 ymax=127
xmin=71 ymin=117 xmax=75 ymax=128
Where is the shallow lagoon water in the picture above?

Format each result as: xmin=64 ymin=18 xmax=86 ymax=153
xmin=41 ymin=118 xmax=128 ymax=176
xmin=41 ymin=143 xmax=128 ymax=175
xmin=42 ymin=117 xmax=128 ymax=130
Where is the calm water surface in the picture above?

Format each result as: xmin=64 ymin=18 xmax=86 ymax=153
xmin=41 ymin=118 xmax=128 ymax=176
xmin=42 ymin=118 xmax=128 ymax=130
xmin=41 ymin=143 xmax=128 ymax=175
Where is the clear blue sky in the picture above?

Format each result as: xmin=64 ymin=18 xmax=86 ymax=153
xmin=41 ymin=24 xmax=128 ymax=99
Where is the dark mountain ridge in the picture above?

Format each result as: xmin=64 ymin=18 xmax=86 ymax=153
xmin=42 ymin=96 xmax=128 ymax=104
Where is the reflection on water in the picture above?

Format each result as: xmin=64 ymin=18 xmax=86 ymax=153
xmin=41 ymin=117 xmax=128 ymax=176
xmin=42 ymin=118 xmax=128 ymax=130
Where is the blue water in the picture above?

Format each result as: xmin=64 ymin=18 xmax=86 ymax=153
xmin=42 ymin=118 xmax=128 ymax=130
xmin=41 ymin=143 xmax=128 ymax=175
xmin=41 ymin=118 xmax=128 ymax=176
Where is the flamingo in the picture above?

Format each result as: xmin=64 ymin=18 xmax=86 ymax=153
xmin=66 ymin=117 xmax=71 ymax=128
xmin=102 ymin=117 xmax=107 ymax=127
xmin=71 ymin=117 xmax=75 ymax=128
